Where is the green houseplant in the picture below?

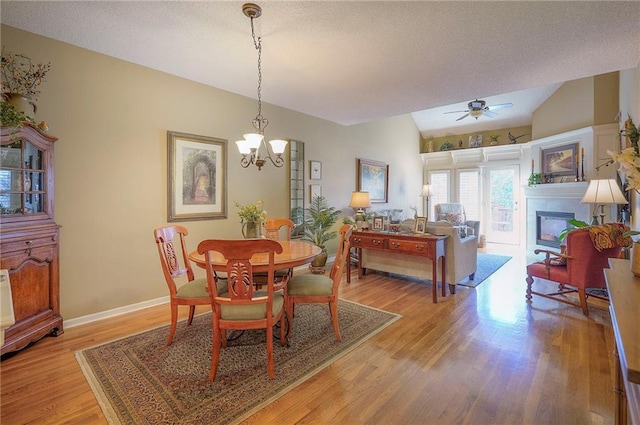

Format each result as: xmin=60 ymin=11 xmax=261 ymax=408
xmin=302 ymin=195 xmax=341 ymax=273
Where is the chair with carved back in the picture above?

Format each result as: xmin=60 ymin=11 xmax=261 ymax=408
xmin=153 ymin=225 xmax=224 ymax=346
xmin=254 ymin=218 xmax=296 ymax=288
xmin=197 ymin=238 xmax=286 ymax=381
xmin=285 ymin=224 xmax=352 ymax=341
xmin=525 ymin=223 xmax=631 ymax=316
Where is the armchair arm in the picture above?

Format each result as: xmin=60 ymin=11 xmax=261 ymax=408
xmin=465 ymin=220 xmax=480 ymax=236
xmin=533 ymin=248 xmax=571 ymax=261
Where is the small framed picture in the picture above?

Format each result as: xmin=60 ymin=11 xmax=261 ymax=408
xmin=414 ymin=217 xmax=427 ymax=234
xmin=373 ymin=216 xmax=384 ymax=231
xmin=310 ymin=160 xmax=322 ymax=180
xmin=310 ymin=184 xmax=321 ymax=202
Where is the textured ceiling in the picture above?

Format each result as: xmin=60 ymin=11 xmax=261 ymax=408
xmin=2 ymin=1 xmax=639 ymax=138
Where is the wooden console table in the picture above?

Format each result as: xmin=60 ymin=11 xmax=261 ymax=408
xmin=604 ymin=258 xmax=640 ymax=425
xmin=348 ymin=231 xmax=447 ymax=303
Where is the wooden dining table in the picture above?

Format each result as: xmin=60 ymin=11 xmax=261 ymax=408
xmin=189 ymin=239 xmax=322 ymax=272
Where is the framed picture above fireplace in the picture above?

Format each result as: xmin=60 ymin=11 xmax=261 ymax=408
xmin=541 ymin=143 xmax=578 ymax=177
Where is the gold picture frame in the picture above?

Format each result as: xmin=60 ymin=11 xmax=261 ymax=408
xmin=167 ymin=131 xmax=228 ymax=222
xmin=414 ymin=217 xmax=427 ymax=233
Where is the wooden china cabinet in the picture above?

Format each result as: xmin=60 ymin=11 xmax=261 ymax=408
xmin=0 ymin=123 xmax=62 ymax=355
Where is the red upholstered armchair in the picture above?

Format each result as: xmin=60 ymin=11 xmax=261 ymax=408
xmin=526 ymin=223 xmax=630 ymax=316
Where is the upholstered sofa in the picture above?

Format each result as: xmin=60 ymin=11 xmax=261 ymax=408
xmin=360 ymin=219 xmax=478 ymax=293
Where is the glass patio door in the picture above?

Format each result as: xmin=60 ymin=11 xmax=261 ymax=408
xmin=484 ymin=165 xmax=520 ymax=245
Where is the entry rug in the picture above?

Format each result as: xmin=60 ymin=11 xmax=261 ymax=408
xmin=456 ymin=253 xmax=512 ymax=288
xmin=76 ymin=300 xmax=401 ymax=425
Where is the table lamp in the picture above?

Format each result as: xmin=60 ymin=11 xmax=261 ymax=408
xmin=421 ymin=184 xmax=433 ymax=220
xmin=349 ymin=191 xmax=371 ymax=217
xmin=580 ymin=179 xmax=628 ymax=225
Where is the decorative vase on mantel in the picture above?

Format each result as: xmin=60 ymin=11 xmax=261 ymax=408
xmin=241 ymin=221 xmax=262 ymax=239
xmin=2 ymin=93 xmax=37 ymax=120
xmin=631 ymin=244 xmax=640 ymax=278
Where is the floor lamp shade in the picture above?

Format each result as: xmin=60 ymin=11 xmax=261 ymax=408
xmin=580 ymin=179 xmax=628 ymax=224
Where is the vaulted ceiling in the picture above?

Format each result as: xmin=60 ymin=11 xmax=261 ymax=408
xmin=2 ymin=1 xmax=639 ymax=138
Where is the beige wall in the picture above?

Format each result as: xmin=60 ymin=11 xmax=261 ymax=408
xmin=1 ymin=26 xmax=423 ymax=319
xmin=532 ymin=73 xmax=619 ymax=139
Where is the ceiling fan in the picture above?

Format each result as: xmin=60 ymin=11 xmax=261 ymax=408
xmin=444 ymin=99 xmax=513 ymax=121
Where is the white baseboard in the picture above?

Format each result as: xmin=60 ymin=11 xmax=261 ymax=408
xmin=62 ymin=260 xmax=333 ymax=329
xmin=64 ymin=296 xmax=169 ymax=329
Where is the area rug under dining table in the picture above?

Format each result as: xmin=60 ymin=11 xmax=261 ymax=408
xmin=76 ymin=300 xmax=401 ymax=425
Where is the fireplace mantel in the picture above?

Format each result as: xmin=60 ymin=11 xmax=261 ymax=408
xmin=523 ymin=181 xmax=588 ymax=199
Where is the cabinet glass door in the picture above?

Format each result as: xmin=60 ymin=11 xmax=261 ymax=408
xmin=0 ymin=139 xmax=45 ymax=215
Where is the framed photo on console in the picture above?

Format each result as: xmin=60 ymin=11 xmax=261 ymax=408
xmin=414 ymin=217 xmax=427 ymax=233
xmin=373 ymin=216 xmax=384 ymax=231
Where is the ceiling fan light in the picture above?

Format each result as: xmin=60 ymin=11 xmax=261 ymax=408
xmin=469 ymin=109 xmax=483 ymax=118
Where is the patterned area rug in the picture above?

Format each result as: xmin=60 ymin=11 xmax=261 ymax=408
xmin=76 ymin=300 xmax=401 ymax=424
xmin=456 ymin=253 xmax=512 ymax=288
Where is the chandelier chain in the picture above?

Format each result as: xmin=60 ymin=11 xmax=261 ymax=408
xmin=250 ymin=16 xmax=266 ymax=129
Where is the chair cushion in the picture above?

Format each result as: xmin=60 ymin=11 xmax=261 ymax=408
xmin=219 ymin=292 xmax=284 ymax=321
xmin=176 ymin=277 xmax=227 ymax=298
xmin=287 ymin=274 xmax=333 ymax=297
xmin=175 ymin=277 xmax=209 ymax=298
xmin=527 ymin=262 xmax=569 ymax=284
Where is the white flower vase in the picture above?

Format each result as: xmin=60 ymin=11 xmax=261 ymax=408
xmin=631 ymin=244 xmax=640 ymax=278
xmin=2 ymin=93 xmax=37 ymax=120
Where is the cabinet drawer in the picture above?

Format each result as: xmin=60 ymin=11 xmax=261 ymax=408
xmin=1 ymin=231 xmax=58 ymax=255
xmin=388 ymin=238 xmax=432 ymax=256
xmin=351 ymin=235 xmax=386 ymax=250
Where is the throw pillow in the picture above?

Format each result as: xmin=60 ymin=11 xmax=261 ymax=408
xmin=588 ymin=223 xmax=632 ymax=252
xmin=444 ymin=212 xmax=465 ymax=226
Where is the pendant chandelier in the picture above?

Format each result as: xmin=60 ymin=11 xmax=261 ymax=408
xmin=235 ymin=3 xmax=287 ymax=170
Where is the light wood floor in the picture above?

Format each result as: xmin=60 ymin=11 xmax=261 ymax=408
xmin=1 ymin=244 xmax=617 ymax=424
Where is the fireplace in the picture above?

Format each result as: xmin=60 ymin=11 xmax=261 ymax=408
xmin=536 ymin=211 xmax=574 ymax=248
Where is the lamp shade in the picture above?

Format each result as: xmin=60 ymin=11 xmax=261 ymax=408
xmin=349 ymin=191 xmax=371 ymax=209
xmin=581 ymin=179 xmax=628 ymax=204
xmin=421 ymin=184 xmax=432 ymax=198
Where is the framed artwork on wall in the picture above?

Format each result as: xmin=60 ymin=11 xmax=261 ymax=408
xmin=310 ymin=160 xmax=322 ymax=180
xmin=357 ymin=158 xmax=389 ymax=203
xmin=167 ymin=131 xmax=228 ymax=222
xmin=310 ymin=184 xmax=322 ymax=202
xmin=541 ymin=143 xmax=578 ymax=177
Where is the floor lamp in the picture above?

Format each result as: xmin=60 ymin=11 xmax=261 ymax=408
xmin=421 ymin=184 xmax=432 ymax=220
xmin=580 ymin=179 xmax=628 ymax=225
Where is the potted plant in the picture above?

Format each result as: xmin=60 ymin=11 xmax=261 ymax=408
xmin=235 ymin=200 xmax=267 ymax=238
xmin=1 ymin=49 xmax=51 ymax=120
xmin=0 ymin=102 xmax=33 ymax=129
xmin=302 ymin=195 xmax=341 ymax=273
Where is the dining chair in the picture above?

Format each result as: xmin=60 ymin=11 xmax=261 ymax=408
xmin=254 ymin=218 xmax=296 ymax=289
xmin=197 ymin=238 xmax=287 ymax=381
xmin=153 ymin=225 xmax=225 ymax=346
xmin=285 ymin=224 xmax=352 ymax=341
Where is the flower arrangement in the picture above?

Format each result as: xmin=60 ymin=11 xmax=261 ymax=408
xmin=1 ymin=50 xmax=51 ymax=100
xmin=235 ymin=200 xmax=267 ymax=224
xmin=608 ymin=116 xmax=640 ymax=192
